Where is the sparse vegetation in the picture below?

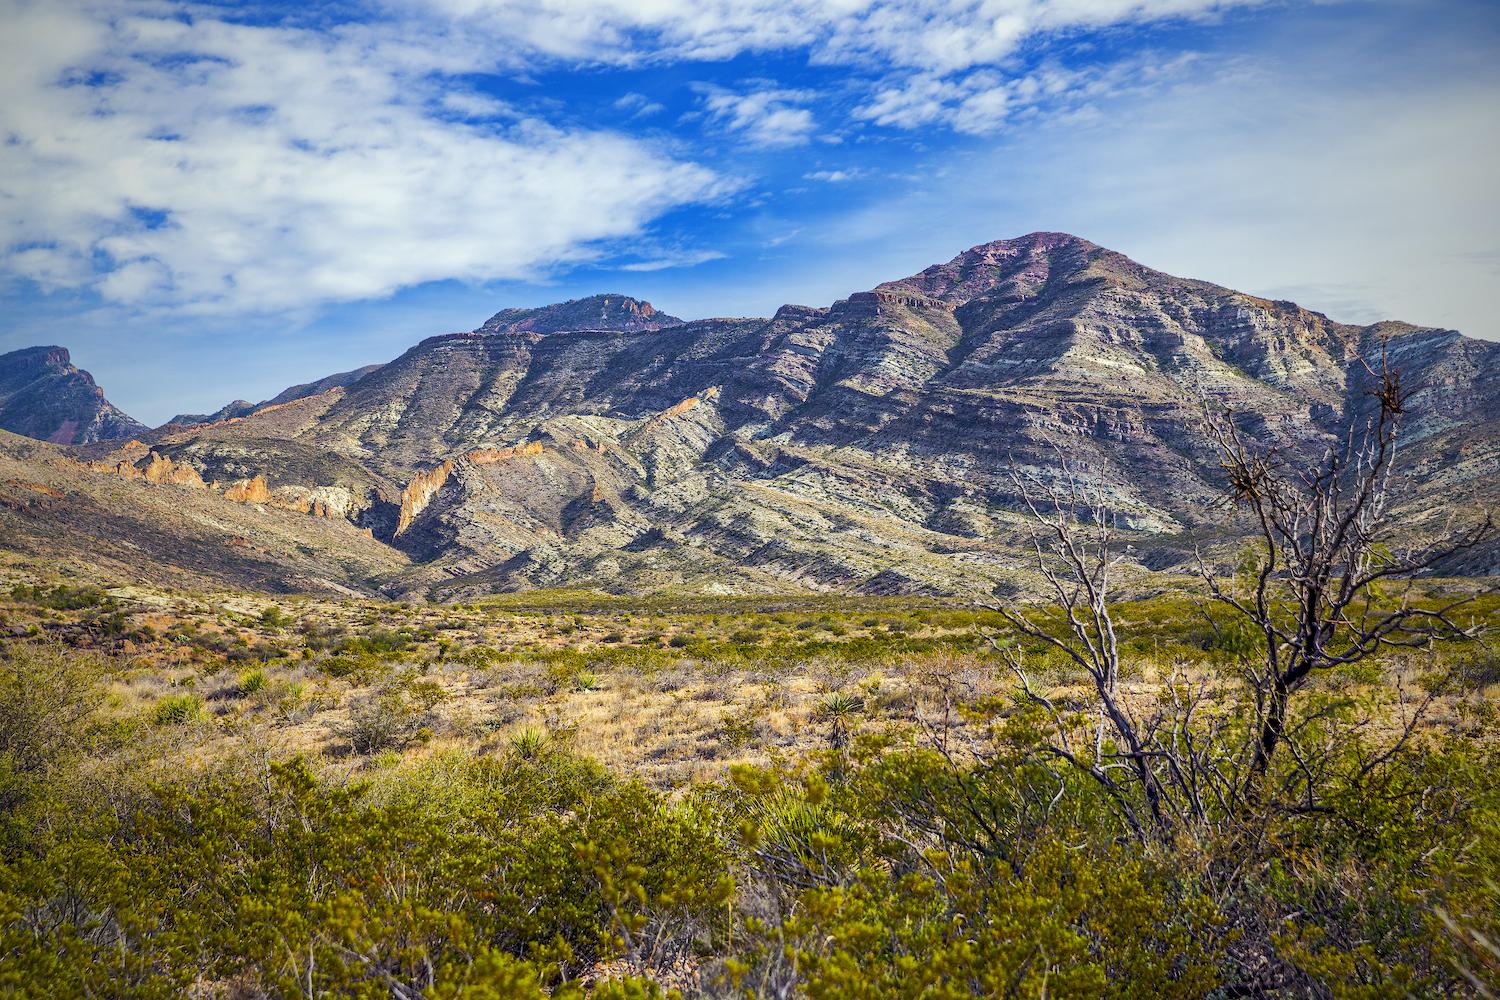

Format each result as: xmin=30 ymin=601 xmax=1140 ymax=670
xmin=0 ymin=567 xmax=1493 ymax=996
xmin=8 ymin=582 xmax=112 ymax=611
xmin=509 ymin=725 xmax=551 ymax=760
xmin=0 ymin=390 xmax=1496 ymax=999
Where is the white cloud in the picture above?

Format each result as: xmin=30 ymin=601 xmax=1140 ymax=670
xmin=399 ymin=0 xmax=1261 ymax=74
xmin=439 ymin=90 xmax=514 ymax=119
xmin=619 ymin=249 xmax=727 ymax=271
xmin=857 ymin=55 xmax=1199 ymax=134
xmin=858 ymin=74 xmax=967 ymax=129
xmin=7 ymin=245 xmax=93 ymax=291
xmin=0 ymin=1 xmax=727 ymax=313
xmin=698 ymin=85 xmax=818 ymax=147
xmin=392 ymin=0 xmax=847 ymax=63
xmin=804 ymin=169 xmax=859 ymax=182
xmin=400 ymin=0 xmax=1266 ymax=136
xmin=614 ymin=92 xmax=666 ymax=117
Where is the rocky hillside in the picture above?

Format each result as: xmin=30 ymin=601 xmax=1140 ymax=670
xmin=0 ymin=431 xmax=403 ymax=594
xmin=0 ymin=346 xmax=146 ymax=445
xmin=5 ymin=235 xmax=1496 ymax=597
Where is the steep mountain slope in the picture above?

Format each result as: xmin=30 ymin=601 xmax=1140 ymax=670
xmin=12 ymin=235 xmax=1497 ymax=597
xmin=0 ymin=346 xmax=147 ymax=445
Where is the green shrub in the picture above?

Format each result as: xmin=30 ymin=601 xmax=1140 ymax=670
xmin=1463 ymin=646 xmax=1500 ymax=688
xmin=0 ymin=643 xmax=104 ymax=818
xmin=152 ymin=693 xmax=202 ymax=726
xmin=318 ymin=653 xmax=384 ymax=680
xmin=813 ymin=690 xmax=864 ymax=750
xmin=342 ymin=688 xmax=425 ymax=754
xmin=718 ymin=708 xmax=758 ymax=750
xmin=338 ymin=628 xmax=413 ymax=656
xmin=7 ymin=583 xmax=112 ymax=611
xmin=0 ymin=751 xmax=729 ymax=996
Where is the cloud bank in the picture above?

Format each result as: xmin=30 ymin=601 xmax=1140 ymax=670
xmin=0 ymin=0 xmax=1268 ymax=314
xmin=403 ymin=0 xmax=1256 ymax=72
xmin=0 ymin=2 xmax=726 ymax=312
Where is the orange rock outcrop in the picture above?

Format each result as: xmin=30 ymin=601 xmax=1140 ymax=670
xmin=395 ymin=442 xmax=544 ymax=536
xmin=92 ymin=449 xmax=206 ymax=489
xmin=141 ymin=452 xmax=206 ymax=488
xmin=223 ymin=475 xmax=273 ymax=504
xmin=649 ymin=386 xmax=720 ymax=425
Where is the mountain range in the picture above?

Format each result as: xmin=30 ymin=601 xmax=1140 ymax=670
xmin=3 ymin=233 xmax=1495 ymax=597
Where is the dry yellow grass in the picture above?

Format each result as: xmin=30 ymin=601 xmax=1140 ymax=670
xmin=2 ymin=563 xmax=1494 ymax=789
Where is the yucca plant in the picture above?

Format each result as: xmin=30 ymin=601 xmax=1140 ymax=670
xmin=509 ymin=725 xmax=550 ymax=760
xmin=814 ymin=691 xmax=864 ymax=751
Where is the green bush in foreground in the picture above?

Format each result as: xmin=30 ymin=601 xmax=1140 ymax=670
xmin=151 ymin=692 xmax=202 ymax=726
xmin=0 ymin=638 xmax=1498 ymax=997
xmin=0 ymin=749 xmax=729 ymax=996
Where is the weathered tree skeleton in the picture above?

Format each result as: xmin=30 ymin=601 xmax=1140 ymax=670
xmin=983 ymin=355 xmax=1493 ymax=842
xmin=982 ymin=464 xmax=1173 ymax=840
xmin=1198 ymin=357 xmax=1493 ymax=802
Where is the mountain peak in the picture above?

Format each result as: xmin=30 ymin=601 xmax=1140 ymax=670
xmin=1 ymin=345 xmax=74 ymax=373
xmin=972 ymin=231 xmax=1100 ymax=253
xmin=479 ymin=294 xmax=684 ymax=336
xmin=0 ymin=345 xmax=145 ymax=445
xmin=877 ymin=232 xmax=1111 ymax=306
xmin=942 ymin=232 xmax=1105 ymax=272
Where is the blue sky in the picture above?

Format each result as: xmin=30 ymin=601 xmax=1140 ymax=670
xmin=2 ymin=0 xmax=1497 ymax=424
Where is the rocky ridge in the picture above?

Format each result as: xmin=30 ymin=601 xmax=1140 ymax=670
xmin=168 ymin=363 xmax=385 ymax=427
xmin=479 ymin=294 xmax=683 ymax=335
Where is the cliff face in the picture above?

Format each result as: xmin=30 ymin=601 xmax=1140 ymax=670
xmin=0 ymin=346 xmax=147 ymax=445
xmin=394 ymin=442 xmax=547 ymax=536
xmin=16 ymin=234 xmax=1498 ymax=597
